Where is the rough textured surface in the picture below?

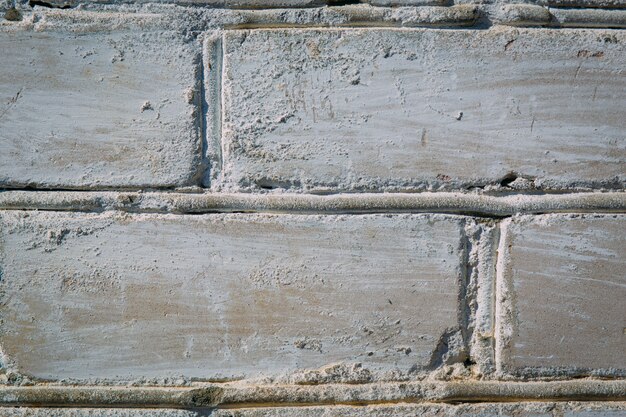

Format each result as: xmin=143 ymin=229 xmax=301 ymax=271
xmin=1 ymin=191 xmax=625 ymax=216
xmin=3 ymin=4 xmax=625 ymax=31
xmin=1 ymin=381 xmax=626 ymax=407
xmin=0 ymin=26 xmax=201 ymax=189
xmin=0 ymin=211 xmax=473 ymax=381
xmin=0 ymin=2 xmax=625 ymax=414
xmin=2 ymin=402 xmax=626 ymax=416
xmin=7 ymin=5 xmax=481 ymax=31
xmin=497 ymin=214 xmax=626 ymax=377
xmin=212 ymin=402 xmax=626 ymax=416
xmin=220 ymin=28 xmax=625 ymax=192
xmin=11 ymin=0 xmax=626 ymax=10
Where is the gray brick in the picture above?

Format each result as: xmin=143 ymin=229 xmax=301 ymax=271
xmin=219 ymin=28 xmax=625 ymax=192
xmin=0 ymin=211 xmax=468 ymax=381
xmin=497 ymin=214 xmax=626 ymax=376
xmin=0 ymin=28 xmax=201 ymax=189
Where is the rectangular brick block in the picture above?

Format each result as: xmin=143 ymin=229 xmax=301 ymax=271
xmin=218 ymin=28 xmax=625 ymax=192
xmin=0 ymin=211 xmax=470 ymax=381
xmin=0 ymin=27 xmax=201 ymax=189
xmin=497 ymin=214 xmax=626 ymax=377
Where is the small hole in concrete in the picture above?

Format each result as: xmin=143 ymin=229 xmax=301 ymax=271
xmin=500 ymin=172 xmax=518 ymax=187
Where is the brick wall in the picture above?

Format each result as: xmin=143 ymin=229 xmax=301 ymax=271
xmin=0 ymin=0 xmax=625 ymax=415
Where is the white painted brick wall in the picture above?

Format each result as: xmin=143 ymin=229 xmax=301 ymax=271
xmin=0 ymin=1 xmax=624 ymax=415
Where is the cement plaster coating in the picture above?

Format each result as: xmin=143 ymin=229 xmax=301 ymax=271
xmin=0 ymin=211 xmax=474 ymax=381
xmin=219 ymin=28 xmax=625 ymax=192
xmin=497 ymin=214 xmax=626 ymax=377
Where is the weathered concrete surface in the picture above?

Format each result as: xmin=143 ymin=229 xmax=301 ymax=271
xmin=5 ymin=5 xmax=481 ymax=32
xmin=5 ymin=4 xmax=624 ymax=31
xmin=497 ymin=214 xmax=626 ymax=377
xmin=14 ymin=0 xmax=626 ymax=10
xmin=0 ymin=26 xmax=201 ymax=189
xmin=2 ymin=402 xmax=626 ymax=416
xmin=219 ymin=28 xmax=625 ymax=192
xmin=212 ymin=402 xmax=626 ymax=417
xmin=0 ymin=211 xmax=472 ymax=381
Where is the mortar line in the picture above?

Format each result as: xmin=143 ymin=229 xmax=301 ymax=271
xmin=0 ymin=191 xmax=624 ymax=217
xmin=219 ymin=31 xmax=225 ymax=187
xmin=1 ymin=381 xmax=626 ymax=408
xmin=458 ymin=220 xmax=474 ymax=362
xmin=197 ymin=37 xmax=209 ymax=188
xmin=201 ymin=32 xmax=225 ymax=188
xmin=487 ymin=222 xmax=499 ymax=368
xmin=493 ymin=218 xmax=511 ymax=376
